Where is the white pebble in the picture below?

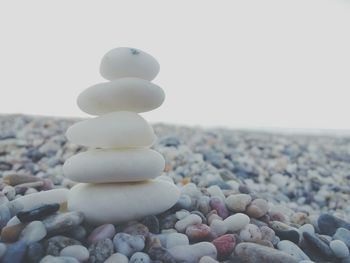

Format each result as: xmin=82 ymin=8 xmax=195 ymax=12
xmin=104 ymin=253 xmax=129 ymax=263
xmin=6 ymin=216 xmax=20 ymax=226
xmin=100 ymin=47 xmax=160 ymax=81
xmin=224 ymin=213 xmax=250 ymax=232
xmin=298 ymin=224 xmax=315 ymax=235
xmin=199 ymin=255 xmax=220 ymax=263
xmin=60 ymin=245 xmax=90 ymax=261
xmin=330 ymin=240 xmax=349 ymax=258
xmin=20 ymin=221 xmax=47 ymax=244
xmin=168 ymin=242 xmax=217 ymax=263
xmin=207 ymin=185 xmax=225 ymax=200
xmin=210 ymin=219 xmax=228 ymax=236
xmin=130 ymin=252 xmax=151 ymax=263
xmin=165 ymin=233 xmax=189 ymax=248
xmin=225 ymin=194 xmax=252 ymax=212
xmin=175 ymin=214 xmax=202 ymax=232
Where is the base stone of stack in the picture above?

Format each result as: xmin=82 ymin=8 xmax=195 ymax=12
xmin=67 ymin=179 xmax=180 ymax=225
xmin=63 ymin=148 xmax=165 ymax=183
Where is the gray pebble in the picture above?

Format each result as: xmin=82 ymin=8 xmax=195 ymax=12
xmin=88 ymin=238 xmax=114 ymax=263
xmin=113 ymin=233 xmax=145 ymax=257
xmin=330 ymin=240 xmax=349 ymax=258
xmin=130 ymin=252 xmax=151 ymax=263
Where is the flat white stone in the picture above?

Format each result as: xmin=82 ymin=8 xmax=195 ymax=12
xmin=10 ymin=189 xmax=68 ymax=212
xmin=77 ymin=78 xmax=165 ymax=115
xmin=63 ymin=148 xmax=165 ymax=183
xmin=100 ymin=47 xmax=160 ymax=81
xmin=67 ymin=180 xmax=180 ymax=225
xmin=66 ymin=111 xmax=155 ymax=148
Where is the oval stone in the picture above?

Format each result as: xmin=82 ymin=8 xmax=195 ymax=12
xmin=67 ymin=180 xmax=180 ymax=225
xmin=77 ymin=78 xmax=165 ymax=115
xmin=65 ymin=111 xmax=155 ymax=148
xmin=63 ymin=148 xmax=165 ymax=183
xmin=100 ymin=47 xmax=160 ymax=81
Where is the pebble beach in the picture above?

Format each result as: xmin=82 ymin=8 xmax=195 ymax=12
xmin=1 ymin=114 xmax=350 ymax=262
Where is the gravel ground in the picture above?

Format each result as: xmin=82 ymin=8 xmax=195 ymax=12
xmin=1 ymin=114 xmax=350 ymax=263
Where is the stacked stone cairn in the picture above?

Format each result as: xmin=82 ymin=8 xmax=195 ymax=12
xmin=63 ymin=47 xmax=180 ymax=225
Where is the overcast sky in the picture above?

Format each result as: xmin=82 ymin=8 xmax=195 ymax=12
xmin=0 ymin=0 xmax=349 ymax=131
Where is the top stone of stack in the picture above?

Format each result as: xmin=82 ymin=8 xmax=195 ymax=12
xmin=77 ymin=47 xmax=165 ymax=115
xmin=100 ymin=47 xmax=160 ymax=81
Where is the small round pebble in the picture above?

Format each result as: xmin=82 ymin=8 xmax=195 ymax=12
xmin=60 ymin=245 xmax=89 ymax=261
xmin=87 ymin=224 xmax=116 ymax=244
xmin=20 ymin=220 xmax=47 ymax=244
xmin=330 ymin=239 xmax=349 ymax=258
xmin=223 ymin=213 xmax=250 ymax=232
xmin=246 ymin=198 xmax=269 ymax=218
xmin=175 ymin=214 xmax=202 ymax=232
xmin=130 ymin=252 xmax=151 ymax=263
xmin=225 ymin=194 xmax=252 ymax=212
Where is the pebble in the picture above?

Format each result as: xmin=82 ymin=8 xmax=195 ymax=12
xmin=39 ymin=255 xmax=80 ymax=263
xmin=260 ymin=225 xmax=275 ymax=242
xmin=88 ymin=238 xmax=114 ymax=263
xmin=123 ymin=223 xmax=149 ymax=239
xmin=60 ymin=245 xmax=89 ymax=261
xmin=25 ymin=242 xmax=44 ymax=263
xmin=212 ymin=234 xmax=236 ymax=260
xmin=303 ymin=232 xmax=333 ymax=258
xmin=274 ymin=229 xmax=300 ymax=244
xmin=130 ymin=252 xmax=151 ymax=263
xmin=168 ymin=242 xmax=217 ymax=263
xmin=17 ymin=203 xmax=60 ymax=222
xmin=0 ymin=205 xmax=11 ymax=229
xmin=20 ymin=220 xmax=47 ymax=244
xmin=207 ymin=185 xmax=225 ymax=200
xmin=246 ymin=198 xmax=269 ymax=218
xmin=298 ymin=224 xmax=315 ymax=235
xmin=186 ymin=223 xmax=211 ymax=241
xmin=113 ymin=233 xmax=145 ymax=257
xmin=104 ymin=253 xmax=129 ymax=263
xmin=239 ymin=223 xmax=262 ymax=242
xmin=42 ymin=211 xmax=84 ymax=235
xmin=277 ymin=240 xmax=310 ymax=260
xmin=0 ymin=243 xmax=6 ymax=258
xmin=141 ymin=215 xmax=160 ymax=234
xmin=175 ymin=214 xmax=202 ymax=232
xmin=88 ymin=224 xmax=116 ymax=244
xmin=165 ymin=232 xmax=189 ymax=248
xmin=235 ymin=242 xmax=299 ymax=263
xmin=100 ymin=47 xmax=160 ymax=81
xmin=209 ymin=196 xmax=229 ymax=219
xmin=2 ymin=185 xmax=16 ymax=201
xmin=223 ymin=213 xmax=250 ymax=232
xmin=45 ymin=236 xmax=81 ymax=256
xmin=225 ymin=194 xmax=252 ymax=212
xmin=3 ymin=174 xmax=41 ymax=186
xmin=318 ymin=213 xmax=350 ymax=236
xmin=210 ymin=219 xmax=228 ymax=237
xmin=77 ymin=77 xmax=164 ymax=114
xmin=175 ymin=194 xmax=193 ymax=211
xmin=334 ymin=227 xmax=350 ymax=247
xmin=1 ymin=240 xmax=27 ymax=263
xmin=1 ymin=223 xmax=26 ymax=243
xmin=330 ymin=240 xmax=349 ymax=258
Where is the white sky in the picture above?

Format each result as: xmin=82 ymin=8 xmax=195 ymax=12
xmin=0 ymin=0 xmax=350 ymax=131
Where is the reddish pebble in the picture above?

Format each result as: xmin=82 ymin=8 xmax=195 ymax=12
xmin=87 ymin=224 xmax=116 ymax=244
xmin=186 ymin=223 xmax=211 ymax=242
xmin=212 ymin=234 xmax=236 ymax=260
xmin=209 ymin=196 xmax=229 ymax=219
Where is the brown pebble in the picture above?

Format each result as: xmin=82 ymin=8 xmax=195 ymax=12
xmin=1 ymin=223 xmax=26 ymax=243
xmin=246 ymin=199 xmax=269 ymax=218
xmin=3 ymin=174 xmax=41 ymax=186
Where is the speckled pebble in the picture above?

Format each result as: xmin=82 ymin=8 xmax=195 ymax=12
xmin=239 ymin=223 xmax=262 ymax=242
xmin=88 ymin=238 xmax=114 ymax=263
xmin=113 ymin=233 xmax=145 ymax=257
xmin=186 ymin=223 xmax=211 ymax=242
xmin=130 ymin=252 xmax=151 ymax=263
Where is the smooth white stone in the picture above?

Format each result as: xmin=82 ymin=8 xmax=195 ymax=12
xmin=277 ymin=240 xmax=310 ymax=260
xmin=330 ymin=240 xmax=349 ymax=258
xmin=165 ymin=233 xmax=190 ymax=248
xmin=100 ymin=47 xmax=159 ymax=81
xmin=10 ymin=189 xmax=68 ymax=212
xmin=77 ymin=78 xmax=165 ymax=115
xmin=175 ymin=214 xmax=202 ymax=233
xmin=224 ymin=213 xmax=250 ymax=232
xmin=67 ymin=180 xmax=180 ymax=225
xmin=104 ymin=253 xmax=129 ymax=263
xmin=20 ymin=221 xmax=47 ymax=244
xmin=66 ymin=111 xmax=155 ymax=148
xmin=168 ymin=242 xmax=217 ymax=263
xmin=63 ymin=148 xmax=165 ymax=183
xmin=210 ymin=219 xmax=228 ymax=236
xmin=60 ymin=245 xmax=90 ymax=261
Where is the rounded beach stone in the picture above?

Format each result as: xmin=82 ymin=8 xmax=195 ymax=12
xmin=330 ymin=240 xmax=349 ymax=258
xmin=113 ymin=233 xmax=145 ymax=257
xmin=165 ymin=233 xmax=189 ymax=248
xmin=19 ymin=221 xmax=47 ymax=244
xmin=65 ymin=111 xmax=155 ymax=148
xmin=129 ymin=252 xmax=151 ymax=263
xmin=225 ymin=194 xmax=252 ymax=212
xmin=60 ymin=245 xmax=89 ymax=261
xmin=239 ymin=224 xmax=262 ymax=242
xmin=87 ymin=224 xmax=116 ymax=244
xmin=100 ymin=47 xmax=160 ymax=81
xmin=223 ymin=213 xmax=250 ymax=232
xmin=77 ymin=78 xmax=165 ymax=115
xmin=246 ymin=198 xmax=269 ymax=218
xmin=10 ymin=189 xmax=68 ymax=212
xmin=168 ymin=242 xmax=217 ymax=263
xmin=175 ymin=214 xmax=202 ymax=233
xmin=63 ymin=148 xmax=165 ymax=183
xmin=277 ymin=240 xmax=310 ymax=260
xmin=104 ymin=253 xmax=128 ymax=263
xmin=67 ymin=180 xmax=180 ymax=224
xmin=212 ymin=234 xmax=236 ymax=260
